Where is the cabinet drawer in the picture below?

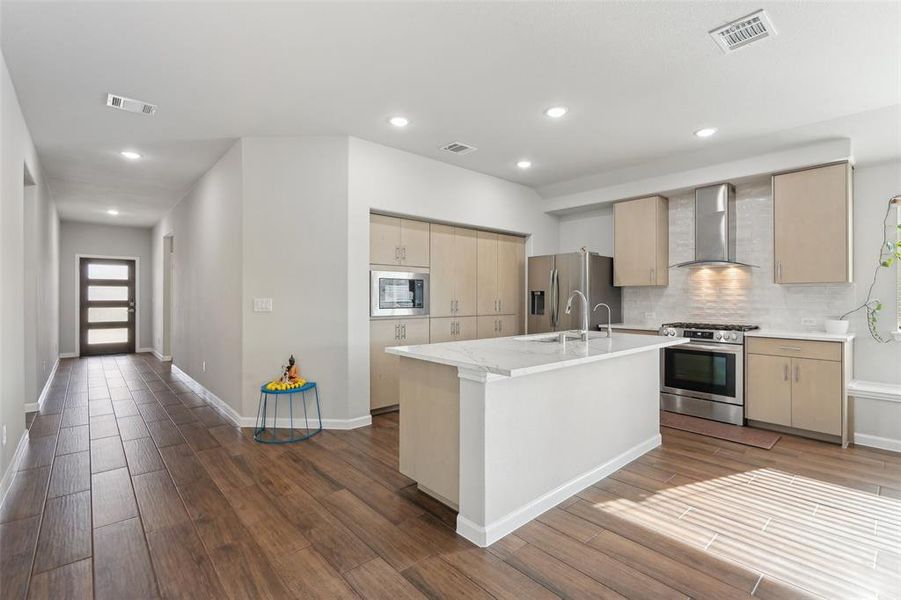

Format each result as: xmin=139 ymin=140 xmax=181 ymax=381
xmin=746 ymin=337 xmax=841 ymax=362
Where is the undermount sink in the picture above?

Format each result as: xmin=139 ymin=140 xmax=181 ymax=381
xmin=514 ymin=332 xmax=595 ymax=343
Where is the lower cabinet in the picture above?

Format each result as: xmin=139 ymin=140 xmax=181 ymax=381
xmin=429 ymin=317 xmax=478 ymax=343
xmin=746 ymin=337 xmax=846 ymax=442
xmin=370 ymin=318 xmax=429 ymax=411
xmin=477 ymin=315 xmax=521 ymax=339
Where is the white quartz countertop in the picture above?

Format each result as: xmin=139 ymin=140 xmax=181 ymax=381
xmin=745 ymin=330 xmax=855 ymax=343
xmin=386 ymin=331 xmax=688 ymax=378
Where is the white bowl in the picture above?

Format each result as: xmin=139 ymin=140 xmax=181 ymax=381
xmin=824 ymin=319 xmax=849 ymax=335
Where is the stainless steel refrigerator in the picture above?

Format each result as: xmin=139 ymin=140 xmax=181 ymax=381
xmin=527 ymin=251 xmax=622 ymax=333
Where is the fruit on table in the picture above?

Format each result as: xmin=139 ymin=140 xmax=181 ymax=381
xmin=265 ymin=378 xmax=307 ymax=391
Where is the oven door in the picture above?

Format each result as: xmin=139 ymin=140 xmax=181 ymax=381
xmin=370 ymin=271 xmax=430 ymax=317
xmin=661 ymin=342 xmax=742 ymax=405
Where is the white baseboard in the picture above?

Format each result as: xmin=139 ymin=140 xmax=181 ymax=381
xmin=853 ymin=433 xmax=901 ymax=453
xmin=137 ymin=347 xmax=155 ymax=354
xmin=171 ymin=364 xmax=372 ymax=431
xmin=0 ymin=430 xmax=30 ymax=513
xmin=151 ymin=349 xmax=172 ymax=362
xmin=38 ymin=358 xmax=59 ymax=411
xmin=457 ymin=433 xmax=662 ymax=547
xmin=171 ymin=364 xmax=242 ymax=427
xmin=59 ymin=352 xmax=77 ymax=359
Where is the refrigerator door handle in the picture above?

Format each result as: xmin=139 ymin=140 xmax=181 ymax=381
xmin=551 ymin=269 xmax=560 ymax=329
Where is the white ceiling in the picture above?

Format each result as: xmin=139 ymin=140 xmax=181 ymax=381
xmin=2 ymin=1 xmax=899 ymax=227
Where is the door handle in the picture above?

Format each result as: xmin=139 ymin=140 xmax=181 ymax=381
xmin=401 ymin=246 xmax=407 ymax=260
xmin=498 ymin=319 xmax=502 ymax=333
xmin=395 ymin=246 xmax=399 ymax=261
xmin=650 ymin=267 xmax=655 ymax=283
xmin=794 ymin=365 xmax=800 ymax=382
xmin=783 ymin=363 xmax=789 ymax=381
xmin=394 ymin=324 xmax=399 ymax=340
xmin=778 ymin=346 xmax=802 ymax=352
xmin=402 ymin=324 xmax=406 ymax=340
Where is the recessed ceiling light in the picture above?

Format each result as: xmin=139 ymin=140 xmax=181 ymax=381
xmin=544 ymin=106 xmax=568 ymax=119
xmin=120 ymin=150 xmax=142 ymax=160
xmin=388 ymin=116 xmax=409 ymax=128
xmin=516 ymin=160 xmax=532 ymax=170
xmin=694 ymin=127 xmax=718 ymax=138
xmin=107 ymin=209 xmax=119 ymax=216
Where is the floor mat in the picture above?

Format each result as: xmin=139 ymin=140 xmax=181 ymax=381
xmin=661 ymin=410 xmax=780 ymax=449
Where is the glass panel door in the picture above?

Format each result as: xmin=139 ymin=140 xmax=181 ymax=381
xmin=79 ymin=258 xmax=136 ymax=356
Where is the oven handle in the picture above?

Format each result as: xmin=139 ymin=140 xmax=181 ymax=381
xmin=670 ymin=343 xmax=743 ymax=354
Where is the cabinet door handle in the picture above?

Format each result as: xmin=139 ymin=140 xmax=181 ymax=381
xmin=455 ymin=299 xmax=459 ymax=313
xmin=394 ymin=246 xmax=399 ymax=260
xmin=394 ymin=324 xmax=399 ymax=340
xmin=498 ymin=299 xmax=502 ymax=313
xmin=450 ymin=300 xmax=454 ymax=314
xmin=401 ymin=246 xmax=407 ymax=260
xmin=794 ymin=365 xmax=800 ymax=382
xmin=783 ymin=363 xmax=789 ymax=381
xmin=778 ymin=346 xmax=802 ymax=352
xmin=402 ymin=324 xmax=406 ymax=340
xmin=650 ymin=267 xmax=655 ymax=283
xmin=499 ymin=319 xmax=503 ymax=333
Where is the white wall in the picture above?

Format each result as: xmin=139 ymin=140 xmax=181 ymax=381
xmin=1 ymin=50 xmax=59 ymax=481
xmin=58 ymin=222 xmax=153 ymax=355
xmin=152 ymin=141 xmax=244 ymax=415
xmin=558 ymin=206 xmax=614 ymax=256
xmin=240 ymin=137 xmax=351 ymax=420
xmin=347 ymin=137 xmax=559 ymax=422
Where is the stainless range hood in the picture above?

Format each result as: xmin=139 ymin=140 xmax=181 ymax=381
xmin=674 ymin=183 xmax=757 ymax=269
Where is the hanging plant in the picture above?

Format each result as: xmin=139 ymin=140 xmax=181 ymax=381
xmin=838 ymin=195 xmax=901 ymax=343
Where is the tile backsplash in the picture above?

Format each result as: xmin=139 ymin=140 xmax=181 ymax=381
xmin=623 ymin=178 xmax=857 ymax=328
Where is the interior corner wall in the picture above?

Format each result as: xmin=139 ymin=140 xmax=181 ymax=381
xmin=58 ymin=222 xmax=153 ymax=355
xmin=152 ymin=141 xmax=244 ymax=416
xmin=240 ymin=137 xmax=351 ymax=421
xmin=346 ymin=137 xmax=560 ymax=422
xmin=1 ymin=48 xmax=60 ymax=479
xmin=557 ymin=206 xmax=614 ymax=256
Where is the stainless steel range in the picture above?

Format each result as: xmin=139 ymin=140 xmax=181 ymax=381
xmin=658 ymin=322 xmax=759 ymax=426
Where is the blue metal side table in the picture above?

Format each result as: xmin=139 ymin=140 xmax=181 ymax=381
xmin=254 ymin=381 xmax=322 ymax=443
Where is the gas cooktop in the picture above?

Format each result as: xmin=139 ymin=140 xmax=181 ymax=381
xmin=661 ymin=322 xmax=760 ymax=332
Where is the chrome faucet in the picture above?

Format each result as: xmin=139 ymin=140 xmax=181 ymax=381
xmin=593 ymin=303 xmax=613 ymax=337
xmin=564 ymin=290 xmax=590 ymax=341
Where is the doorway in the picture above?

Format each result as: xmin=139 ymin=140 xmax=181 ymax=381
xmin=79 ymin=257 xmax=136 ymax=356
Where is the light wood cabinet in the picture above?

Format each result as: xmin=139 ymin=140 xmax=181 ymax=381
xmin=370 ymin=318 xmax=429 ymax=410
xmin=613 ymin=195 xmax=668 ymax=287
xmin=746 ymin=354 xmax=792 ymax=426
xmin=430 ymin=225 xmax=478 ymax=317
xmin=477 ymin=232 xmax=524 ymax=316
xmin=430 ymin=317 xmax=478 ymax=343
xmin=790 ymin=358 xmax=842 ymax=436
xmin=477 ymin=314 xmax=521 ymax=339
xmin=369 ymin=214 xmax=430 ymax=267
xmin=746 ymin=336 xmax=848 ymax=444
xmin=773 ymin=162 xmax=851 ymax=284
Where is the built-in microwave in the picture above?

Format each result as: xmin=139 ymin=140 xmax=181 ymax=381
xmin=370 ymin=270 xmax=430 ymax=317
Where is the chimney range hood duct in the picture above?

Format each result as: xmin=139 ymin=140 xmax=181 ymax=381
xmin=674 ymin=183 xmax=757 ymax=269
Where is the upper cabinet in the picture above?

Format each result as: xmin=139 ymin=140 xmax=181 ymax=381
xmin=477 ymin=232 xmax=525 ymax=316
xmin=370 ymin=214 xmax=430 ymax=268
xmin=430 ymin=225 xmax=478 ymax=317
xmin=773 ymin=162 xmax=852 ymax=284
xmin=613 ymin=195 xmax=669 ymax=287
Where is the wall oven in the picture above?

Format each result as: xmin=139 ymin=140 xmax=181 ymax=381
xmin=370 ymin=270 xmax=430 ymax=317
xmin=659 ymin=323 xmax=755 ymax=426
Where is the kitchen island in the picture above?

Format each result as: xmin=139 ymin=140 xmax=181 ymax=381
xmin=386 ymin=331 xmax=689 ymax=546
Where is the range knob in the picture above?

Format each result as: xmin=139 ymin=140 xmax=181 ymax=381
xmin=729 ymin=332 xmax=738 ymax=341
xmin=715 ymin=332 xmax=723 ymax=340
xmin=668 ymin=328 xmax=677 ymax=337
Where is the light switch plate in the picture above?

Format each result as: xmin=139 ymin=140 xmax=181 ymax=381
xmin=253 ymin=298 xmax=273 ymax=313
xmin=644 ymin=312 xmax=656 ymax=320
xmin=801 ymin=317 xmax=816 ymax=327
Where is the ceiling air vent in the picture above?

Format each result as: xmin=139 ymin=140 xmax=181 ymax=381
xmin=709 ymin=9 xmax=776 ymax=53
xmin=106 ymin=93 xmax=158 ymax=116
xmin=440 ymin=141 xmax=477 ymax=155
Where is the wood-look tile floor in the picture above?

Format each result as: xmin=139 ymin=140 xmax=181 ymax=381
xmin=2 ymin=354 xmax=900 ymax=599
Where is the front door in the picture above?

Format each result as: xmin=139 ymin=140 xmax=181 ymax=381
xmin=79 ymin=258 xmax=136 ymax=356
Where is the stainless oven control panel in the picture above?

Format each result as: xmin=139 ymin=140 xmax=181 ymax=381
xmin=659 ymin=326 xmax=745 ymax=344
